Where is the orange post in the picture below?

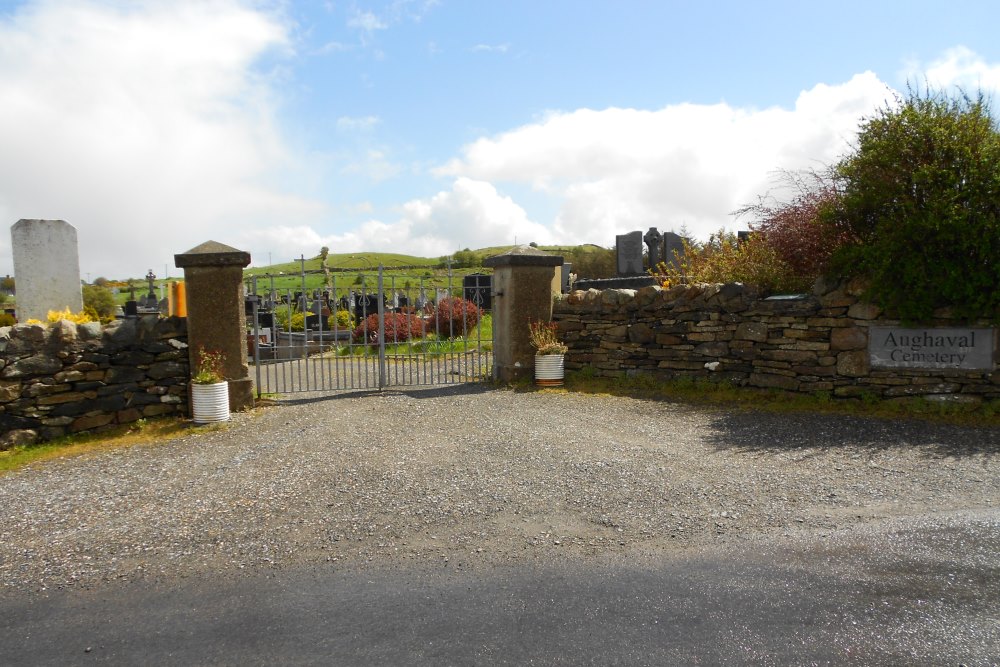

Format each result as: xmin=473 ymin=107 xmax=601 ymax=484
xmin=169 ymin=281 xmax=187 ymax=317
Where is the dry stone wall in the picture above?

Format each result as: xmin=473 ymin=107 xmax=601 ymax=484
xmin=0 ymin=316 xmax=189 ymax=449
xmin=554 ymin=279 xmax=999 ymax=402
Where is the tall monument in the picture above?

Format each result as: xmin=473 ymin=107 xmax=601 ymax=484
xmin=11 ymin=219 xmax=82 ymax=321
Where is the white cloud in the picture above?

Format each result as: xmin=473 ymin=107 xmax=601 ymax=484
xmin=436 ymin=73 xmax=893 ymax=244
xmin=471 ymin=43 xmax=510 ymax=54
xmin=347 ymin=10 xmax=387 ymax=33
xmin=241 ymin=177 xmax=550 ymax=262
xmin=902 ymin=46 xmax=1000 ymax=92
xmin=0 ymin=0 xmax=316 ymax=278
xmin=399 ymin=177 xmax=552 ymax=250
xmin=336 ymin=115 xmax=381 ymax=132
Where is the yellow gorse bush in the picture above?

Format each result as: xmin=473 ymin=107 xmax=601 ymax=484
xmin=46 ymin=308 xmax=96 ymax=324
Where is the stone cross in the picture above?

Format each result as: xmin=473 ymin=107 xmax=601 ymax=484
xmin=643 ymin=227 xmax=664 ymax=268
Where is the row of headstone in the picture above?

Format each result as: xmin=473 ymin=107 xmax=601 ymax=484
xmin=245 ymin=274 xmax=499 ymax=333
xmin=615 ymin=227 xmax=687 ymax=277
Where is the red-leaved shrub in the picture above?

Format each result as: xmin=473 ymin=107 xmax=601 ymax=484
xmin=352 ymin=313 xmax=427 ymax=345
xmin=429 ymin=297 xmax=482 ymax=338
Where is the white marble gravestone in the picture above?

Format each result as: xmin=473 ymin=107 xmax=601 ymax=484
xmin=11 ymin=219 xmax=83 ymax=322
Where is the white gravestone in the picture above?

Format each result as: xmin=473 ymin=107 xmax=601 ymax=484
xmin=11 ymin=219 xmax=83 ymax=322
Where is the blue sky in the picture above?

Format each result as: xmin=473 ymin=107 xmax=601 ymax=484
xmin=2 ymin=0 xmax=1000 ymax=279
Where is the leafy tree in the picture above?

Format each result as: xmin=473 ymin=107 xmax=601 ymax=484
xmin=0 ymin=276 xmax=14 ymax=292
xmin=565 ymin=246 xmax=615 ymax=279
xmin=826 ymin=87 xmax=1000 ymax=322
xmin=444 ymin=248 xmax=480 ymax=269
xmin=82 ymin=284 xmax=116 ymax=323
xmin=93 ymin=276 xmax=109 ymax=287
xmin=735 ymin=169 xmax=852 ymax=286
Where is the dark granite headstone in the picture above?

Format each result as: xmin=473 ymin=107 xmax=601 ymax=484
xmin=463 ymin=273 xmax=492 ymax=310
xmin=662 ymin=232 xmax=686 ymax=270
xmin=616 ymin=231 xmax=644 ymax=276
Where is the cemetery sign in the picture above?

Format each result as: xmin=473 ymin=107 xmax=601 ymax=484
xmin=869 ymin=326 xmax=995 ymax=370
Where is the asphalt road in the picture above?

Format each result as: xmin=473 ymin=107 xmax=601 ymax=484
xmin=2 ymin=509 xmax=997 ymax=666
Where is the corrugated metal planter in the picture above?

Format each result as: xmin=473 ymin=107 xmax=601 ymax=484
xmin=534 ymin=354 xmax=565 ymax=387
xmin=191 ymin=381 xmax=230 ymax=424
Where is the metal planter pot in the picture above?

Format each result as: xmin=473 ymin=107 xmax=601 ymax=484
xmin=534 ymin=354 xmax=565 ymax=387
xmin=191 ymin=381 xmax=230 ymax=424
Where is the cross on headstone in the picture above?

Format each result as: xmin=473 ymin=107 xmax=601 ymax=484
xmin=643 ymin=227 xmax=664 ymax=268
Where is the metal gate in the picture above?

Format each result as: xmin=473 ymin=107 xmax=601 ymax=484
xmin=246 ymin=261 xmax=493 ymax=396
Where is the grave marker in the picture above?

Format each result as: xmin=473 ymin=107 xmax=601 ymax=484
xmin=11 ymin=219 xmax=83 ymax=321
xmin=615 ymin=231 xmax=644 ymax=276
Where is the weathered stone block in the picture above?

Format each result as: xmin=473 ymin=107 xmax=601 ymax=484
xmin=830 ymin=327 xmax=867 ymax=351
xmin=762 ymin=349 xmax=817 ymax=364
xmin=117 ymin=408 xmax=143 ymax=424
xmin=749 ymin=373 xmax=800 ymax=391
xmin=847 ymin=302 xmax=882 ymax=320
xmin=54 ymin=370 xmax=86 ymax=383
xmin=884 ymin=383 xmax=961 ymax=397
xmin=106 ymin=367 xmax=146 ymax=384
xmin=78 ymin=321 xmax=103 ymax=340
xmin=694 ymin=341 xmax=729 ymax=357
xmin=113 ymin=350 xmax=156 ymax=366
xmin=1 ymin=428 xmax=38 ymax=450
xmin=2 ymin=353 xmax=63 ymax=378
xmin=655 ymin=334 xmax=684 ymax=346
xmin=147 ymin=361 xmax=187 ymax=380
xmin=836 ymin=350 xmax=869 ymax=377
xmin=627 ymin=323 xmax=655 ymax=344
xmin=70 ymin=413 xmax=114 ymax=432
xmin=735 ymin=322 xmax=768 ymax=342
xmin=0 ymin=381 xmax=21 ymax=403
xmin=37 ymin=391 xmax=87 ymax=406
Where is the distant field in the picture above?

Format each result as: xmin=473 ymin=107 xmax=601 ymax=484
xmin=92 ymin=243 xmax=611 ymax=303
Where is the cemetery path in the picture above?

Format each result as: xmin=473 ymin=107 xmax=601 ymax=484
xmin=0 ymin=385 xmax=998 ymax=595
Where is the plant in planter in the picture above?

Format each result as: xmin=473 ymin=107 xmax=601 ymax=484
xmin=528 ymin=320 xmax=567 ymax=386
xmin=191 ymin=346 xmax=230 ymax=423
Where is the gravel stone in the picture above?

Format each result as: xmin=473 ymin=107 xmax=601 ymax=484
xmin=1 ymin=386 xmax=997 ymax=593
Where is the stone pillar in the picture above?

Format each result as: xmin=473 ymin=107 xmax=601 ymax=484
xmin=483 ymin=245 xmax=563 ymax=382
xmin=10 ymin=219 xmax=83 ymax=321
xmin=174 ymin=241 xmax=253 ymax=412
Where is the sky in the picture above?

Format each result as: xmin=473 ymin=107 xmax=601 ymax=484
xmin=2 ymin=1 xmax=1000 ymax=280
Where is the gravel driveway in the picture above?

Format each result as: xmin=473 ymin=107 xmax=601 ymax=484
xmin=1 ymin=386 xmax=998 ymax=593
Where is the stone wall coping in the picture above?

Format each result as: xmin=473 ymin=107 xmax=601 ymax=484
xmin=175 ymin=240 xmax=251 ymax=268
xmin=483 ymin=245 xmax=564 ymax=268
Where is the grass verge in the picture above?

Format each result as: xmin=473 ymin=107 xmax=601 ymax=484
xmin=559 ymin=370 xmax=1000 ymax=426
xmin=0 ymin=417 xmax=193 ymax=474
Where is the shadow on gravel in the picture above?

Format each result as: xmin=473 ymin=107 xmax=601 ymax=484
xmin=701 ymin=410 xmax=1000 ymax=459
xmin=268 ymin=383 xmax=499 ymax=406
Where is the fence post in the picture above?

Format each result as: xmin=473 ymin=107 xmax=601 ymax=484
xmin=483 ymin=245 xmax=563 ymax=382
xmin=174 ymin=240 xmax=254 ymax=412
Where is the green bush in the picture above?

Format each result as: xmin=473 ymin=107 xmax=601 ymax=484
xmin=652 ymin=230 xmax=806 ymax=294
xmin=0 ymin=313 xmax=15 ymax=327
xmin=275 ymin=309 xmax=309 ymax=332
xmin=327 ymin=309 xmax=355 ymax=331
xmin=82 ymin=284 xmax=116 ymax=323
xmin=826 ymin=87 xmax=1000 ymax=322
